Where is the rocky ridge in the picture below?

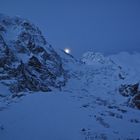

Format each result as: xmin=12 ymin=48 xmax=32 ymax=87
xmin=0 ymin=14 xmax=66 ymax=93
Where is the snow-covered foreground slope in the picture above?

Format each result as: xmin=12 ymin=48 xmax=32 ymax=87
xmin=0 ymin=78 xmax=140 ymax=140
xmin=0 ymin=91 xmax=89 ymax=140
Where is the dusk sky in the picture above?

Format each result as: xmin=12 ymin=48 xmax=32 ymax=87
xmin=0 ymin=0 xmax=140 ymax=57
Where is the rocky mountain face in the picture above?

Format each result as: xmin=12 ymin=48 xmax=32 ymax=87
xmin=119 ymin=83 xmax=140 ymax=109
xmin=0 ymin=14 xmax=66 ymax=93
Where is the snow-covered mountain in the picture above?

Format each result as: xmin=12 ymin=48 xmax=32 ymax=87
xmin=81 ymin=51 xmax=111 ymax=65
xmin=0 ymin=14 xmax=66 ymax=94
xmin=0 ymin=15 xmax=140 ymax=140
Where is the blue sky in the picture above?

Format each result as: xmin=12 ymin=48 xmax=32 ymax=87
xmin=0 ymin=0 xmax=140 ymax=57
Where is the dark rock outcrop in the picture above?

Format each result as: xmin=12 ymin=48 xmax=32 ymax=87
xmin=119 ymin=83 xmax=140 ymax=109
xmin=119 ymin=83 xmax=139 ymax=97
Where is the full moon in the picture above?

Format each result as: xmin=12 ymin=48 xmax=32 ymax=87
xmin=64 ymin=48 xmax=71 ymax=54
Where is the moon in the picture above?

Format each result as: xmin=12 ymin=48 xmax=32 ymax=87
xmin=64 ymin=48 xmax=71 ymax=54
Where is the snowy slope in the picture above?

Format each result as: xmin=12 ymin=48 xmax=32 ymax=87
xmin=109 ymin=52 xmax=140 ymax=83
xmin=0 ymin=92 xmax=88 ymax=140
xmin=0 ymin=69 xmax=140 ymax=140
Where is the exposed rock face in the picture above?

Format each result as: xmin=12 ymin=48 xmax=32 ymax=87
xmin=132 ymin=94 xmax=140 ymax=109
xmin=0 ymin=14 xmax=66 ymax=93
xmin=119 ymin=83 xmax=139 ymax=97
xmin=119 ymin=83 xmax=140 ymax=109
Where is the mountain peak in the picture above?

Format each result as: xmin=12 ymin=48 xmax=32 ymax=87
xmin=0 ymin=14 xmax=66 ymax=93
xmin=81 ymin=51 xmax=110 ymax=65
